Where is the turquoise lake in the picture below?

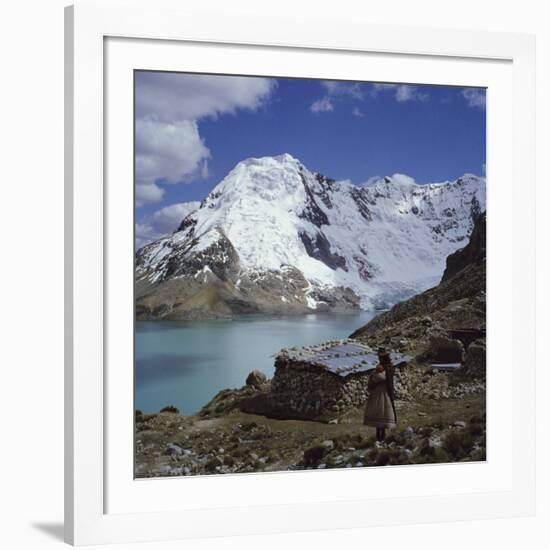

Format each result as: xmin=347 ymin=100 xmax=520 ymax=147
xmin=135 ymin=311 xmax=377 ymax=414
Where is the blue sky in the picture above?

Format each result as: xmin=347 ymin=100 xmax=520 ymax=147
xmin=135 ymin=72 xmax=485 ymax=246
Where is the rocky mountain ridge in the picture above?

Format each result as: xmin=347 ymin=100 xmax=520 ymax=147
xmin=136 ymin=154 xmax=485 ymax=320
xmin=351 ymin=211 xmax=487 ymax=379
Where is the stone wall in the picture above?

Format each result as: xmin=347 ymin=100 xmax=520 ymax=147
xmin=270 ymin=357 xmax=370 ymax=420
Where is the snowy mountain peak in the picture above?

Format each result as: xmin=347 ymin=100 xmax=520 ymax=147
xmin=227 ymin=153 xmax=303 ymax=178
xmin=371 ymin=173 xmax=417 ymax=191
xmin=200 ymin=154 xmax=306 ymax=205
xmin=240 ymin=152 xmax=300 ymax=166
xmin=137 ymin=155 xmax=486 ymax=318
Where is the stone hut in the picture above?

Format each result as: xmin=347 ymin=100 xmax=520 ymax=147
xmin=268 ymin=340 xmax=410 ymax=421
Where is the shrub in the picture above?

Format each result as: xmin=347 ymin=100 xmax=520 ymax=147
xmin=375 ymin=448 xmax=402 ymax=466
xmin=375 ymin=451 xmax=391 ymax=466
xmin=366 ymin=448 xmax=379 ymax=464
xmin=469 ymin=448 xmax=487 ymax=462
xmin=303 ymin=445 xmax=326 ymax=466
xmin=412 ymin=445 xmax=450 ymax=465
xmin=204 ymin=456 xmax=223 ymax=472
xmin=424 ymin=447 xmax=451 ymax=464
xmin=386 ymin=429 xmax=409 ymax=446
xmin=432 ymin=417 xmax=446 ymax=430
xmin=469 ymin=423 xmax=484 ymax=437
xmin=231 ymin=447 xmax=245 ymax=458
xmin=223 ymin=455 xmax=234 ymax=467
xmin=443 ymin=430 xmax=474 ymax=459
xmin=240 ymin=422 xmax=257 ymax=432
xmin=265 ymin=450 xmax=279 ymax=463
xmin=350 ymin=454 xmax=364 ymax=465
xmin=417 ymin=426 xmax=433 ymax=438
xmin=419 ymin=440 xmax=436 ymax=458
xmin=348 ymin=434 xmax=365 ymax=448
xmin=332 ymin=436 xmax=348 ymax=451
xmin=357 ymin=435 xmax=376 ymax=449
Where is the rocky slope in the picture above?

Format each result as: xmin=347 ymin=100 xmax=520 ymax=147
xmin=134 ymin=214 xmax=488 ymax=478
xmin=351 ymin=212 xmax=486 ymax=378
xmin=136 ymin=154 xmax=485 ymax=320
xmin=135 ymin=390 xmax=486 ymax=477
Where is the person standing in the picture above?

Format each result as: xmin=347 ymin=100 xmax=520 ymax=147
xmin=363 ymin=348 xmax=397 ymax=441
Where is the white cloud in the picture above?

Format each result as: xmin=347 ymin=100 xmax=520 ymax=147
xmin=322 ymin=81 xmax=365 ymax=99
xmin=461 ymin=88 xmax=486 ymax=109
xmin=135 ymin=72 xmax=275 ymax=205
xmin=152 ymin=202 xmax=201 ymax=234
xmin=200 ymin=160 xmax=209 ymax=179
xmin=310 ymin=97 xmax=334 ymax=113
xmin=135 ymin=222 xmax=157 ymax=249
xmin=311 ymin=81 xmax=366 ymax=114
xmin=395 ymin=85 xmax=427 ymax=102
xmin=136 ymin=72 xmax=275 ymax=123
xmin=372 ymin=84 xmax=397 ymax=95
xmin=136 ymin=119 xmax=210 ymax=188
xmin=136 ymin=201 xmax=201 ymax=248
xmin=135 ymin=182 xmax=164 ymax=207
xmin=372 ymin=83 xmax=428 ymax=102
xmin=311 ymin=80 xmax=429 ymax=116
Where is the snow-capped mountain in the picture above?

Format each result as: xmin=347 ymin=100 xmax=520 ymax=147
xmin=136 ymin=154 xmax=485 ymax=320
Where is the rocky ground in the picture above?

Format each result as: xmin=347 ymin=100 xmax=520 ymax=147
xmin=135 ymin=370 xmax=486 ymax=478
xmin=135 ymin=212 xmax=487 ymax=478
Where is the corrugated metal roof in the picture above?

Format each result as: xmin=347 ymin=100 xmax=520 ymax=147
xmin=278 ymin=339 xmax=411 ymax=377
xmin=431 ymin=363 xmax=462 ymax=372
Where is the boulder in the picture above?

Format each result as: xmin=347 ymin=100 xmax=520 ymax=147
xmin=166 ymin=443 xmax=183 ymax=456
xmin=303 ymin=445 xmax=326 ymax=466
xmin=402 ymin=426 xmax=415 ymax=439
xmin=427 ymin=335 xmax=465 ymax=363
xmin=245 ymin=370 xmax=267 ymax=389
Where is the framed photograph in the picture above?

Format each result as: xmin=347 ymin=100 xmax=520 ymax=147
xmin=65 ymin=0 xmax=536 ymax=545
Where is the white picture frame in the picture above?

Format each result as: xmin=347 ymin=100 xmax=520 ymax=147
xmin=65 ymin=0 xmax=536 ymax=545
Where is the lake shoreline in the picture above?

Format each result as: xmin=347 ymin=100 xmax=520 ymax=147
xmin=135 ymin=310 xmax=378 ymax=415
